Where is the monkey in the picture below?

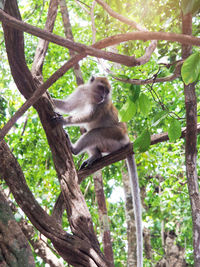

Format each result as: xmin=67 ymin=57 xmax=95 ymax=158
xmin=52 ymin=76 xmax=143 ymax=267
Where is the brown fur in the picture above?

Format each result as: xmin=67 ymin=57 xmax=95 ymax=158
xmin=52 ymin=77 xmax=143 ymax=266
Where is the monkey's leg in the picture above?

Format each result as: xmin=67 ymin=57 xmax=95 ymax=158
xmin=70 ymin=129 xmax=103 ymax=155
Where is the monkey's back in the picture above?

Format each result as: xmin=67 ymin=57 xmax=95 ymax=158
xmin=86 ymin=100 xmax=128 ymax=135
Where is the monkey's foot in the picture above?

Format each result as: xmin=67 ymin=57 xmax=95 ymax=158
xmin=79 ymin=155 xmax=102 ymax=170
xmin=80 ymin=161 xmax=88 ymax=170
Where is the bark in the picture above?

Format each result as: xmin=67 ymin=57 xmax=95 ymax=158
xmin=143 ymin=228 xmax=152 ymax=260
xmin=182 ymin=13 xmax=200 ymax=267
xmin=122 ymin=171 xmax=137 ymax=267
xmin=0 ymin=140 xmax=107 ymax=267
xmin=19 ymin=219 xmax=64 ymax=267
xmin=0 ymin=9 xmax=200 ymax=64
xmin=0 ymin=189 xmax=35 ymax=267
xmin=31 ymin=0 xmax=59 ymax=80
xmin=59 ymin=0 xmax=84 ymax=85
xmin=93 ymin=171 xmax=115 ymax=267
xmin=78 ymin=123 xmax=200 ymax=181
xmin=155 ymin=232 xmax=187 ymax=267
xmin=95 ymin=0 xmax=157 ymax=65
xmin=2 ymin=1 xmax=108 ymax=266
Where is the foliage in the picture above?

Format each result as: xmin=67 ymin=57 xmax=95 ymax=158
xmin=181 ymin=52 xmax=200 ymax=85
xmin=0 ymin=0 xmax=200 ymax=265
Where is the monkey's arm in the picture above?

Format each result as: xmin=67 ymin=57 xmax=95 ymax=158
xmin=52 ymin=97 xmax=79 ymax=114
xmin=52 ymin=89 xmax=86 ymax=114
xmin=53 ymin=105 xmax=95 ymax=126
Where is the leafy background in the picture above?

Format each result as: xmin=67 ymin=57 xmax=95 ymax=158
xmin=0 ymin=0 xmax=200 ymax=266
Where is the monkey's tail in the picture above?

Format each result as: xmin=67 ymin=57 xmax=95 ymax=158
xmin=126 ymin=154 xmax=143 ymax=267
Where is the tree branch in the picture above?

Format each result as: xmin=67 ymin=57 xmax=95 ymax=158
xmin=95 ymin=0 xmax=146 ymax=31
xmin=59 ymin=0 xmax=84 ymax=85
xmin=31 ymin=0 xmax=59 ymax=80
xmin=0 ymin=9 xmax=199 ymax=59
xmin=95 ymin=0 xmax=157 ymax=65
xmin=111 ymin=60 xmax=183 ymax=85
xmin=0 ymin=140 xmax=107 ymax=267
xmin=0 ymin=8 xmax=139 ymax=66
xmin=19 ymin=219 xmax=64 ymax=267
xmin=182 ymin=13 xmax=200 ymax=267
xmin=2 ymin=1 xmax=108 ymax=265
xmin=78 ymin=124 xmax=200 ymax=181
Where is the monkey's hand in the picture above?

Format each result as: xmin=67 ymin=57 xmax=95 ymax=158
xmin=51 ymin=113 xmax=65 ymax=125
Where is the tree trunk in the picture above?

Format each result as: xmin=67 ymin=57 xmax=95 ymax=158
xmin=93 ymin=171 xmax=115 ymax=267
xmin=182 ymin=13 xmax=200 ymax=266
xmin=2 ymin=0 xmax=108 ymax=265
xmin=122 ymin=171 xmax=137 ymax=267
xmin=0 ymin=189 xmax=35 ymax=267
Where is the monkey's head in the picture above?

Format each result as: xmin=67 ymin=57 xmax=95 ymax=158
xmin=89 ymin=76 xmax=111 ymax=104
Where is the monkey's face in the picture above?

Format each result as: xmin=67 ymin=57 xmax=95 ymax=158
xmin=90 ymin=76 xmax=111 ymax=104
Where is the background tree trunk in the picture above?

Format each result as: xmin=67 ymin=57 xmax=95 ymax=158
xmin=182 ymin=13 xmax=200 ymax=267
xmin=0 ymin=189 xmax=35 ymax=267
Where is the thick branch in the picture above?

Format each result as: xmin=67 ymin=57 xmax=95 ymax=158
xmin=0 ymin=9 xmax=199 ymax=58
xmin=0 ymin=140 xmax=107 ymax=267
xmin=78 ymin=124 xmax=200 ymax=181
xmin=2 ymin=1 xmax=108 ymax=265
xmin=95 ymin=0 xmax=157 ymax=64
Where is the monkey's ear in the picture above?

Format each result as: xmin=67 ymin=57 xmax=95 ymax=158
xmin=89 ymin=76 xmax=95 ymax=83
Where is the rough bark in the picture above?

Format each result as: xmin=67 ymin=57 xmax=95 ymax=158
xmin=1 ymin=1 xmax=108 ymax=266
xmin=122 ymin=171 xmax=137 ymax=267
xmin=0 ymin=140 xmax=107 ymax=267
xmin=0 ymin=189 xmax=35 ymax=267
xmin=182 ymin=13 xmax=200 ymax=267
xmin=19 ymin=219 xmax=64 ymax=267
xmin=93 ymin=171 xmax=115 ymax=267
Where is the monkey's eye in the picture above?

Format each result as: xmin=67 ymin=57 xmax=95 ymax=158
xmin=104 ymin=87 xmax=109 ymax=95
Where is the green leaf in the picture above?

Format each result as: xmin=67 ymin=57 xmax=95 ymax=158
xmin=168 ymin=119 xmax=182 ymax=142
xmin=181 ymin=0 xmax=200 ymax=15
xmin=139 ymin=93 xmax=151 ymax=116
xmin=129 ymin=84 xmax=141 ymax=102
xmin=118 ymin=98 xmax=136 ymax=122
xmin=134 ymin=129 xmax=151 ymax=152
xmin=152 ymin=110 xmax=168 ymax=127
xmin=181 ymin=53 xmax=200 ymax=85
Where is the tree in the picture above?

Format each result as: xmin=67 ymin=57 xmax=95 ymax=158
xmin=0 ymin=0 xmax=200 ymax=266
